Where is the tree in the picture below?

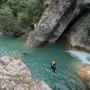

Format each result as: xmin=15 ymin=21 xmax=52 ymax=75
xmin=0 ymin=0 xmax=46 ymax=37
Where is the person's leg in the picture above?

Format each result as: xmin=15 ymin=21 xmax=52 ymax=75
xmin=51 ymin=68 xmax=53 ymax=72
xmin=51 ymin=66 xmax=56 ymax=73
xmin=51 ymin=67 xmax=54 ymax=72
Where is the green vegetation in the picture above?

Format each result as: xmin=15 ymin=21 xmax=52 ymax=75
xmin=0 ymin=0 xmax=48 ymax=37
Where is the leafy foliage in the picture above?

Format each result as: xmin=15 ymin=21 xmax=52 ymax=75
xmin=0 ymin=0 xmax=47 ymax=37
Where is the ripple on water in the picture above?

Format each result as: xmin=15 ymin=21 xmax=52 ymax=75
xmin=66 ymin=51 xmax=90 ymax=64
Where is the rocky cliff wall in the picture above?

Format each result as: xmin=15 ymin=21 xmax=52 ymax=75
xmin=68 ymin=11 xmax=90 ymax=51
xmin=27 ymin=0 xmax=90 ymax=50
xmin=27 ymin=0 xmax=76 ymax=47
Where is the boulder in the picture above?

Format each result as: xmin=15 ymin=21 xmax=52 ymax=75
xmin=78 ymin=64 xmax=90 ymax=89
xmin=0 ymin=56 xmax=52 ymax=90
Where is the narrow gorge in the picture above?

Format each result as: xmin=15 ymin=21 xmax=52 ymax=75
xmin=0 ymin=0 xmax=90 ymax=90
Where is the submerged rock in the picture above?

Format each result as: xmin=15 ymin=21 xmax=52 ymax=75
xmin=0 ymin=56 xmax=52 ymax=90
xmin=78 ymin=64 xmax=90 ymax=89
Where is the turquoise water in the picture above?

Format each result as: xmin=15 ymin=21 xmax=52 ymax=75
xmin=0 ymin=36 xmax=90 ymax=90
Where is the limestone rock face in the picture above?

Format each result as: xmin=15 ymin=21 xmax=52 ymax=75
xmin=27 ymin=0 xmax=90 ymax=49
xmin=69 ymin=12 xmax=90 ymax=51
xmin=27 ymin=0 xmax=76 ymax=47
xmin=0 ymin=56 xmax=52 ymax=90
xmin=78 ymin=65 xmax=90 ymax=89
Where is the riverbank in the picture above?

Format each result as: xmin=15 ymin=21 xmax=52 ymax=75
xmin=0 ymin=56 xmax=52 ymax=90
xmin=78 ymin=64 xmax=90 ymax=90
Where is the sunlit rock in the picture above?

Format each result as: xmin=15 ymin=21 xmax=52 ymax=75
xmin=0 ymin=56 xmax=52 ymax=90
xmin=78 ymin=65 xmax=90 ymax=89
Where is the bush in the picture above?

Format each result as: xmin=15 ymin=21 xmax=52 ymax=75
xmin=0 ymin=0 xmax=46 ymax=37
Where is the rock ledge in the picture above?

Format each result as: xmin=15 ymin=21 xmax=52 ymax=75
xmin=0 ymin=56 xmax=52 ymax=90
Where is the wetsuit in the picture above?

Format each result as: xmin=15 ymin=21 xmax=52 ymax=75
xmin=51 ymin=63 xmax=56 ymax=73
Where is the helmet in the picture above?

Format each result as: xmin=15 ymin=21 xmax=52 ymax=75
xmin=52 ymin=60 xmax=56 ymax=64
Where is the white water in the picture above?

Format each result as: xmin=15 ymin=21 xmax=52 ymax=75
xmin=67 ymin=50 xmax=90 ymax=64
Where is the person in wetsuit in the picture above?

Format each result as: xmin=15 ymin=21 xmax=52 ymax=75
xmin=51 ymin=60 xmax=56 ymax=73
